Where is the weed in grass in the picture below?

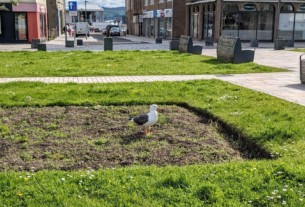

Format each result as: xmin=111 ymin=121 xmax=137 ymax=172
xmin=0 ymin=124 xmax=10 ymax=136
xmin=20 ymin=152 xmax=32 ymax=161
xmin=94 ymin=137 xmax=108 ymax=145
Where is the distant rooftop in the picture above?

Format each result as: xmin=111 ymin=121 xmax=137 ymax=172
xmin=77 ymin=3 xmax=104 ymax=11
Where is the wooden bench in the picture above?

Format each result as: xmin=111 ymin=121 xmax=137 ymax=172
xmin=217 ymin=36 xmax=255 ymax=63
xmin=178 ymin=35 xmax=202 ymax=55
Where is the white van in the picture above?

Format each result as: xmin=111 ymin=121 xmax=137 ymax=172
xmin=75 ymin=22 xmax=90 ymax=37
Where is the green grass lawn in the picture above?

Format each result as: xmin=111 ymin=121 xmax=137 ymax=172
xmin=290 ymin=48 xmax=305 ymax=53
xmin=1 ymin=80 xmax=305 ymax=206
xmin=0 ymin=51 xmax=285 ymax=77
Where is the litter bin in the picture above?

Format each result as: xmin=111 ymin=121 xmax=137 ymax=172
xmin=250 ymin=39 xmax=259 ymax=47
xmin=155 ymin=37 xmax=162 ymax=44
xmin=169 ymin=38 xmax=179 ymax=50
xmin=274 ymin=39 xmax=285 ymax=50
xmin=205 ymin=37 xmax=214 ymax=46
xmin=77 ymin=39 xmax=83 ymax=46
xmin=65 ymin=40 xmax=74 ymax=47
xmin=104 ymin=37 xmax=113 ymax=51
xmin=300 ymin=54 xmax=305 ymax=84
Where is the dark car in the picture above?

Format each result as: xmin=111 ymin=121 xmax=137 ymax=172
xmin=109 ymin=27 xmax=120 ymax=36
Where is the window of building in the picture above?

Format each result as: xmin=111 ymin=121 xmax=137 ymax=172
xmin=239 ymin=4 xmax=257 ymax=40
xmin=15 ymin=13 xmax=27 ymax=41
xmin=278 ymin=3 xmax=295 ymax=40
xmin=222 ymin=3 xmax=239 ymax=37
xmin=150 ymin=0 xmax=154 ymax=5
xmin=40 ymin=13 xmax=46 ymax=37
xmin=295 ymin=13 xmax=305 ymax=40
xmin=144 ymin=0 xmax=148 ymax=6
xmin=258 ymin=4 xmax=274 ymax=40
xmin=159 ymin=0 xmax=164 ymax=3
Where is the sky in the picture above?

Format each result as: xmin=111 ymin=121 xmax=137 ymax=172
xmin=75 ymin=0 xmax=125 ymax=8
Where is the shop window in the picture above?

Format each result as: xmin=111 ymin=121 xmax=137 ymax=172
xmin=278 ymin=3 xmax=294 ymax=40
xmin=258 ymin=4 xmax=274 ymax=40
xmin=15 ymin=13 xmax=27 ymax=41
xmin=239 ymin=4 xmax=257 ymax=40
xmin=294 ymin=13 xmax=305 ymax=40
xmin=203 ymin=12 xmax=215 ymax=39
xmin=222 ymin=3 xmax=239 ymax=36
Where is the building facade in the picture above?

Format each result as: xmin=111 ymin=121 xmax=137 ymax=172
xmin=126 ymin=0 xmax=186 ymax=39
xmin=47 ymin=0 xmax=64 ymax=40
xmin=65 ymin=3 xmax=104 ymax=25
xmin=186 ymin=0 xmax=305 ymax=42
xmin=0 ymin=0 xmax=48 ymax=43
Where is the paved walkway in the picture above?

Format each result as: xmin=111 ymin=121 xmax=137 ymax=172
xmin=1 ymin=35 xmax=305 ymax=106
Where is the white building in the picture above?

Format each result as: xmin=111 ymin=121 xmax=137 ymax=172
xmin=66 ymin=3 xmax=104 ymax=25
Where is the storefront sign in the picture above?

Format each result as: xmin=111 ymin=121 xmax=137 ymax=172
xmin=242 ymin=3 xmax=256 ymax=11
xmin=143 ymin=11 xmax=153 ymax=18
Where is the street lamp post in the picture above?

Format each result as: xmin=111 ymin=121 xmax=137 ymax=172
xmin=64 ymin=0 xmax=67 ymax=46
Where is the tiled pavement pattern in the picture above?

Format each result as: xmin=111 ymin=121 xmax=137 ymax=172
xmin=1 ymin=35 xmax=305 ymax=106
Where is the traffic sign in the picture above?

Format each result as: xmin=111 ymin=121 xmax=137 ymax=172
xmin=68 ymin=1 xmax=77 ymax=11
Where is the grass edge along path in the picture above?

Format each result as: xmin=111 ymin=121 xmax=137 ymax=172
xmin=0 ymin=51 xmax=286 ymax=77
xmin=1 ymin=80 xmax=305 ymax=206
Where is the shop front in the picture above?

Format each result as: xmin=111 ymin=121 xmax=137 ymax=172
xmin=142 ymin=9 xmax=172 ymax=39
xmin=187 ymin=0 xmax=305 ymax=42
xmin=0 ymin=2 xmax=47 ymax=43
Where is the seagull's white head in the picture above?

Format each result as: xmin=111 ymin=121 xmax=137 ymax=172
xmin=150 ymin=104 xmax=158 ymax=111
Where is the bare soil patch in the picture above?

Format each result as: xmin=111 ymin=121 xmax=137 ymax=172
xmin=0 ymin=105 xmax=244 ymax=171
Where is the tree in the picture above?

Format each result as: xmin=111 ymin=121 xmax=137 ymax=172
xmin=0 ymin=0 xmax=21 ymax=11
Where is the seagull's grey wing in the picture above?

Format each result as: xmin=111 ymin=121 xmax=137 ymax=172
xmin=132 ymin=114 xmax=149 ymax=125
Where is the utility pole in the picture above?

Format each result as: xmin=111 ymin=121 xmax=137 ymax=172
xmin=64 ymin=0 xmax=67 ymax=46
xmin=85 ymin=0 xmax=88 ymax=23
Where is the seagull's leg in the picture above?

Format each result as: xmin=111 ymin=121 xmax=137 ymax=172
xmin=147 ymin=126 xmax=151 ymax=135
xmin=144 ymin=127 xmax=148 ymax=135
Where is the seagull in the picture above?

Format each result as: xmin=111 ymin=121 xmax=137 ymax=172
xmin=130 ymin=104 xmax=158 ymax=135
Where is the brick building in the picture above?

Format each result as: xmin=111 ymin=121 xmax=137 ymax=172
xmin=186 ymin=0 xmax=305 ymax=42
xmin=127 ymin=0 xmax=305 ymax=43
xmin=126 ymin=0 xmax=186 ymax=39
xmin=0 ymin=0 xmax=48 ymax=43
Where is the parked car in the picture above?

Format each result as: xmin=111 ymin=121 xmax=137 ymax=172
xmin=109 ymin=27 xmax=120 ymax=36
xmin=94 ymin=27 xmax=101 ymax=32
xmin=103 ymin=25 xmax=119 ymax=36
xmin=102 ymin=28 xmax=108 ymax=35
